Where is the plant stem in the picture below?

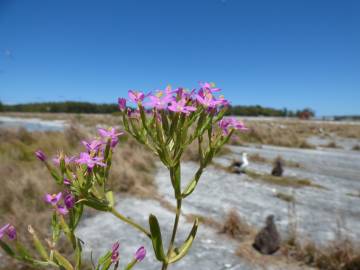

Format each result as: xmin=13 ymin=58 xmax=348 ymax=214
xmin=110 ymin=208 xmax=151 ymax=238
xmin=161 ymin=198 xmax=182 ymax=270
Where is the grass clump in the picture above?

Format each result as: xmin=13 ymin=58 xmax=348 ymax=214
xmin=219 ymin=209 xmax=253 ymax=240
xmin=352 ymin=145 xmax=360 ymax=151
xmin=246 ymin=169 xmax=324 ymax=189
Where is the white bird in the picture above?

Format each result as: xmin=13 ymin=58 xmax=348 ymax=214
xmin=239 ymin=152 xmax=249 ymax=172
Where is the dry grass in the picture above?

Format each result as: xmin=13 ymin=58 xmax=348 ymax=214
xmin=282 ymin=239 xmax=360 ymax=270
xmin=245 ymin=169 xmax=325 ymax=189
xmin=231 ymin=119 xmax=360 ymax=148
xmin=0 ymin=126 xmax=156 ymax=269
xmin=248 ymin=153 xmax=302 ymax=168
xmin=321 ymin=141 xmax=341 ymax=149
xmin=219 ymin=209 xmax=254 ymax=240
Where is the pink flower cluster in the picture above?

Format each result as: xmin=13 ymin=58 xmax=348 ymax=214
xmin=44 ymin=192 xmax=75 ymax=215
xmin=118 ymin=82 xmax=230 ymax=115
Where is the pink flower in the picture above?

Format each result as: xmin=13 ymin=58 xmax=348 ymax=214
xmin=35 ymin=150 xmax=46 ymax=162
xmin=118 ymin=98 xmax=127 ymax=111
xmin=52 ymin=155 xmax=76 ymax=166
xmin=63 ymin=177 xmax=72 ymax=186
xmin=76 ymin=152 xmax=106 ymax=169
xmin=196 ymin=89 xmax=221 ymax=108
xmin=199 ymin=82 xmax=221 ymax=92
xmin=81 ymin=139 xmax=104 ymax=152
xmin=98 ymin=128 xmax=123 ymax=148
xmin=111 ymin=241 xmax=120 ymax=263
xmin=145 ymin=91 xmax=174 ymax=110
xmin=0 ymin=224 xmax=16 ymax=240
xmin=128 ymin=90 xmax=150 ymax=104
xmin=56 ymin=205 xmax=69 ymax=215
xmin=168 ymin=99 xmax=196 ymax=115
xmin=218 ymin=118 xmax=247 ymax=135
xmin=64 ymin=193 xmax=75 ymax=209
xmin=45 ymin=192 xmax=62 ymax=206
xmin=134 ymin=246 xmax=146 ymax=261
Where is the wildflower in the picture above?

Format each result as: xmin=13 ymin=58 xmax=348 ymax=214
xmin=98 ymin=128 xmax=123 ymax=148
xmin=76 ymin=152 xmax=106 ymax=169
xmin=118 ymin=98 xmax=127 ymax=111
xmin=64 ymin=193 xmax=75 ymax=209
xmin=0 ymin=224 xmax=16 ymax=240
xmin=6 ymin=225 xmax=16 ymax=240
xmin=196 ymin=89 xmax=220 ymax=108
xmin=63 ymin=177 xmax=72 ymax=186
xmin=56 ymin=205 xmax=69 ymax=215
xmin=81 ymin=139 xmax=104 ymax=152
xmin=45 ymin=192 xmax=62 ymax=206
xmin=199 ymin=82 xmax=221 ymax=92
xmin=145 ymin=91 xmax=174 ymax=110
xmin=168 ymin=99 xmax=196 ymax=114
xmin=52 ymin=154 xmax=76 ymax=166
xmin=128 ymin=90 xmax=150 ymax=104
xmin=218 ymin=118 xmax=247 ymax=135
xmin=134 ymin=246 xmax=146 ymax=262
xmin=35 ymin=150 xmax=46 ymax=162
xmin=111 ymin=241 xmax=120 ymax=263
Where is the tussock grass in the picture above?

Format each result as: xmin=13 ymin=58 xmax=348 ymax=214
xmin=219 ymin=209 xmax=254 ymax=240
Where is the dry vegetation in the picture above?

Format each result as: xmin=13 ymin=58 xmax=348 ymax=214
xmin=248 ymin=153 xmax=302 ymax=168
xmin=246 ymin=169 xmax=325 ymax=189
xmin=0 ymin=126 xmax=156 ymax=269
xmin=231 ymin=119 xmax=360 ymax=148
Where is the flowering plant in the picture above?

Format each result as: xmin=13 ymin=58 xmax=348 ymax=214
xmin=0 ymin=83 xmax=246 ymax=270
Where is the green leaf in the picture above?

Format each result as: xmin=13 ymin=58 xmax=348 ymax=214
xmin=168 ymin=218 xmax=199 ymax=264
xmin=181 ymin=167 xmax=203 ymax=198
xmin=53 ymin=250 xmax=74 ymax=270
xmin=74 ymin=239 xmax=82 ymax=270
xmin=170 ymin=164 xmax=181 ymax=198
xmin=105 ymin=191 xmax=115 ymax=208
xmin=0 ymin=240 xmax=15 ymax=257
xmin=28 ymin=225 xmax=49 ymax=260
xmin=97 ymin=251 xmax=111 ymax=265
xmin=148 ymin=214 xmax=167 ymax=262
xmin=51 ymin=213 xmax=61 ymax=243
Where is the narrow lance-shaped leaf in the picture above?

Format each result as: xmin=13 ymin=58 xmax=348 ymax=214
xmin=148 ymin=214 xmax=167 ymax=262
xmin=53 ymin=250 xmax=74 ymax=270
xmin=0 ymin=240 xmax=16 ymax=257
xmin=105 ymin=191 xmax=115 ymax=208
xmin=168 ymin=218 xmax=199 ymax=264
xmin=28 ymin=225 xmax=49 ymax=260
xmin=181 ymin=167 xmax=204 ymax=198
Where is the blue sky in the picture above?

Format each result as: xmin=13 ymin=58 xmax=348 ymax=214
xmin=0 ymin=0 xmax=359 ymax=116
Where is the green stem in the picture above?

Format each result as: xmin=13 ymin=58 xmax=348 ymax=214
xmin=110 ymin=208 xmax=151 ymax=238
xmin=161 ymin=198 xmax=182 ymax=270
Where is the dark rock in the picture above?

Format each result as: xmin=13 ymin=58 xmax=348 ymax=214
xmin=252 ymin=215 xmax=281 ymax=255
xmin=271 ymin=157 xmax=284 ymax=177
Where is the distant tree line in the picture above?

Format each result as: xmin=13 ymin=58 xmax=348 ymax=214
xmin=0 ymin=101 xmax=315 ymax=118
xmin=1 ymin=101 xmax=118 ymax=114
xmin=225 ymin=105 xmax=315 ymax=118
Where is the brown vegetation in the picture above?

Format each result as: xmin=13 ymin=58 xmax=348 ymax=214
xmin=0 ymin=126 xmax=156 ymax=269
xmin=231 ymin=119 xmax=360 ymax=148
